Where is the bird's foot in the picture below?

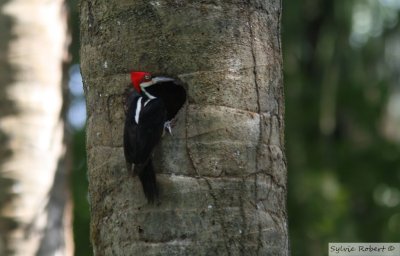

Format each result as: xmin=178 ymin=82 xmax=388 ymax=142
xmin=126 ymin=162 xmax=136 ymax=177
xmin=164 ymin=120 xmax=173 ymax=135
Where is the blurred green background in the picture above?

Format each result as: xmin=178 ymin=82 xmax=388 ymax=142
xmin=66 ymin=1 xmax=400 ymax=255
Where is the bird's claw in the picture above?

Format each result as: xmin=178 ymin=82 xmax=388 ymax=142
xmin=164 ymin=121 xmax=173 ymax=135
xmin=126 ymin=162 xmax=136 ymax=176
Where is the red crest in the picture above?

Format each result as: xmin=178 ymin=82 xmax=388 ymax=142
xmin=130 ymin=71 xmax=152 ymax=93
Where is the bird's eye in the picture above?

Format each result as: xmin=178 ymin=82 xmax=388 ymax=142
xmin=144 ymin=75 xmax=151 ymax=80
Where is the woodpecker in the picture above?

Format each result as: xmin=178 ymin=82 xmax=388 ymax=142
xmin=124 ymin=71 xmax=186 ymax=203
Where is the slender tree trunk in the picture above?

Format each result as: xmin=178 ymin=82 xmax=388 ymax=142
xmin=0 ymin=0 xmax=72 ymax=255
xmin=81 ymin=1 xmax=287 ymax=255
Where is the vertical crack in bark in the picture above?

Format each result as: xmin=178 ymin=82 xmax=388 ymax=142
xmin=247 ymin=13 xmax=262 ymax=115
xmin=185 ymin=104 xmax=231 ymax=255
xmin=277 ymin=0 xmax=283 ymax=55
xmin=276 ymin=0 xmax=285 ymax=149
xmin=246 ymin=4 xmax=264 ymax=255
xmin=276 ymin=1 xmax=289 ymax=253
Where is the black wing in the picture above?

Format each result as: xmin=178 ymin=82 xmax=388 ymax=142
xmin=124 ymin=95 xmax=166 ymax=165
xmin=145 ymin=81 xmax=186 ymax=121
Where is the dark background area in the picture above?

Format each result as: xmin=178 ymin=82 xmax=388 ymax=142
xmin=66 ymin=1 xmax=400 ymax=255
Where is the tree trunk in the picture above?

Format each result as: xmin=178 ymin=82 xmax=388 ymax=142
xmin=0 ymin=0 xmax=72 ymax=255
xmin=80 ymin=1 xmax=287 ymax=255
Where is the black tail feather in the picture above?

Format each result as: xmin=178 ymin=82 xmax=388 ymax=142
xmin=135 ymin=160 xmax=159 ymax=203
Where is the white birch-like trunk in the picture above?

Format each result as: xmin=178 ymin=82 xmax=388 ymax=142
xmin=0 ymin=0 xmax=72 ymax=255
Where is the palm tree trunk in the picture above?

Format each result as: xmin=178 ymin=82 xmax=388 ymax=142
xmin=80 ymin=1 xmax=288 ymax=255
xmin=0 ymin=0 xmax=72 ymax=255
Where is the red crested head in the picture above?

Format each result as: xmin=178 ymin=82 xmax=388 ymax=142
xmin=130 ymin=71 xmax=152 ymax=93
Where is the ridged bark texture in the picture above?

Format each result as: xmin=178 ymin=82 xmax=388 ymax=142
xmin=0 ymin=0 xmax=72 ymax=255
xmin=80 ymin=0 xmax=287 ymax=255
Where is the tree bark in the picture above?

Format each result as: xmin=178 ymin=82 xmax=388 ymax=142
xmin=0 ymin=0 xmax=72 ymax=255
xmin=80 ymin=0 xmax=288 ymax=255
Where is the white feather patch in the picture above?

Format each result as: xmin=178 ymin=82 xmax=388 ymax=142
xmin=142 ymin=88 xmax=156 ymax=99
xmin=144 ymin=99 xmax=152 ymax=106
xmin=135 ymin=97 xmax=142 ymax=124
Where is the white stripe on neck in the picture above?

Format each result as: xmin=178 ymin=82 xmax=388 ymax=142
xmin=144 ymin=98 xmax=152 ymax=106
xmin=140 ymin=78 xmax=164 ymax=100
xmin=134 ymin=97 xmax=142 ymax=124
xmin=142 ymin=88 xmax=156 ymax=99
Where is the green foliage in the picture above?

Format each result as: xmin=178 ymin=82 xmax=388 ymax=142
xmin=283 ymin=0 xmax=400 ymax=255
xmin=71 ymin=129 xmax=92 ymax=256
xmin=65 ymin=0 xmax=92 ymax=253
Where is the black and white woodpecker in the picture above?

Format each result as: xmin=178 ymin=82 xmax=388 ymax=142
xmin=124 ymin=71 xmax=186 ymax=203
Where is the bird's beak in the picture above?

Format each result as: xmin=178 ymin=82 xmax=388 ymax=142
xmin=152 ymin=77 xmax=174 ymax=83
